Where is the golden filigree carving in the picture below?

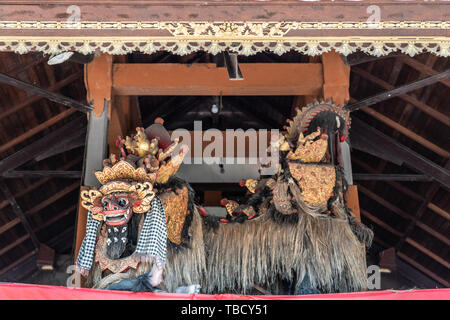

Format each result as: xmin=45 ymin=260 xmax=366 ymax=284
xmin=0 ymin=37 xmax=448 ymax=57
xmin=94 ymin=160 xmax=156 ymax=185
xmin=288 ymin=163 xmax=336 ymax=206
xmin=159 ymin=186 xmax=189 ymax=245
xmin=287 ymin=129 xmax=328 ymax=163
xmin=0 ymin=21 xmax=447 ymax=34
xmin=156 ymin=145 xmax=188 ymax=184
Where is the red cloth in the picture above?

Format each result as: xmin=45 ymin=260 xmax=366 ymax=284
xmin=0 ymin=283 xmax=448 ymax=300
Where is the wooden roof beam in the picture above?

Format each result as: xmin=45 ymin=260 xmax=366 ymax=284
xmin=112 ymin=63 xmax=324 ymax=96
xmin=2 ymin=170 xmax=82 ymax=179
xmin=34 ymin=131 xmax=85 ymax=162
xmin=357 ymin=184 xmax=449 ymax=246
xmin=0 ymin=205 xmax=77 ymax=257
xmin=0 ymin=182 xmax=40 ymax=249
xmin=361 ymin=208 xmax=403 ymax=238
xmin=0 ymin=249 xmax=38 ymax=278
xmin=0 ymin=72 xmax=91 ymax=114
xmin=399 ymin=56 xmax=450 ymax=88
xmin=353 ymin=174 xmax=432 ymax=182
xmin=349 ymin=67 xmax=450 ymax=127
xmin=0 ymin=234 xmax=30 ymax=256
xmin=0 ymin=115 xmax=85 ymax=174
xmin=397 ymin=252 xmax=450 ymax=288
xmin=0 ymin=180 xmax=79 ymax=235
xmin=0 ymin=155 xmax=83 ymax=211
xmin=25 ymin=181 xmax=80 ymax=216
xmin=351 ymin=117 xmax=450 ymax=188
xmin=0 ymin=71 xmax=82 ymax=122
xmin=361 ymin=208 xmax=450 ymax=270
xmin=352 ymin=156 xmax=450 ymax=221
xmin=0 ymin=108 xmax=77 ymax=154
xmin=396 ymin=179 xmax=445 ymax=252
xmin=351 ymin=99 xmax=450 ymax=159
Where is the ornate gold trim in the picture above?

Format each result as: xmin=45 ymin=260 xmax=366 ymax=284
xmin=0 ymin=36 xmax=448 ymax=57
xmin=0 ymin=20 xmax=448 ymax=56
xmin=0 ymin=21 xmax=448 ymax=34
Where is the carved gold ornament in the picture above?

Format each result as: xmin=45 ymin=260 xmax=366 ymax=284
xmin=287 ymin=129 xmax=328 ymax=163
xmin=288 ymin=163 xmax=336 ymax=206
xmin=128 ymin=182 xmax=156 ymax=213
xmin=95 ymin=160 xmax=156 ymax=185
xmin=0 ymin=20 xmax=448 ymax=57
xmin=159 ymin=186 xmax=189 ymax=245
xmin=241 ymin=179 xmax=259 ymax=194
xmin=156 ymin=144 xmax=189 ymax=184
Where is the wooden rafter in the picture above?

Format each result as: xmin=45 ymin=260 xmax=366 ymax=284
xmin=0 ymin=234 xmax=30 ymax=256
xmin=405 ymin=238 xmax=450 ymax=269
xmin=25 ymin=181 xmax=80 ymax=216
xmin=346 ymin=68 xmax=450 ymax=116
xmin=1 ymin=205 xmax=77 ymax=258
xmin=361 ymin=208 xmax=403 ymax=238
xmin=0 ymin=155 xmax=82 ymax=211
xmin=35 ymin=205 xmax=77 ymax=234
xmin=361 ymin=208 xmax=449 ymax=270
xmin=2 ymin=170 xmax=82 ymax=179
xmin=0 ymin=72 xmax=91 ymax=113
xmin=352 ymin=156 xmax=449 ymax=220
xmin=0 ymin=71 xmax=82 ymax=122
xmin=0 ymin=205 xmax=77 ymax=256
xmin=0 ymin=249 xmax=38 ymax=277
xmin=399 ymin=56 xmax=450 ymax=88
xmin=351 ymin=67 xmax=450 ymax=127
xmin=397 ymin=252 xmax=450 ymax=288
xmin=0 ymin=115 xmax=86 ymax=174
xmin=353 ymin=174 xmax=432 ymax=182
xmin=352 ymin=101 xmax=450 ymax=159
xmin=357 ymin=184 xmax=449 ymax=246
xmin=395 ymin=179 xmax=445 ymax=252
xmin=0 ymin=182 xmax=40 ymax=249
xmin=351 ymin=117 xmax=450 ymax=188
xmin=370 ymin=54 xmax=439 ymax=187
xmin=34 ymin=132 xmax=85 ymax=162
xmin=0 ymin=108 xmax=77 ymax=154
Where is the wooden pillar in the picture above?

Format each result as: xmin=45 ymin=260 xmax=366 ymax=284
xmin=73 ymin=54 xmax=112 ymax=269
xmin=321 ymin=51 xmax=350 ymax=105
xmin=345 ymin=185 xmax=361 ymax=222
xmin=321 ymin=51 xmax=359 ymax=220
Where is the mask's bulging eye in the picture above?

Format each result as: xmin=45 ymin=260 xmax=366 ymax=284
xmin=118 ymin=198 xmax=129 ymax=207
xmin=102 ymin=200 xmax=109 ymax=210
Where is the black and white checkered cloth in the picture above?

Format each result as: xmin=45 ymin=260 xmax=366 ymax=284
xmin=76 ymin=211 xmax=100 ymax=276
xmin=134 ymin=196 xmax=167 ymax=269
xmin=75 ymin=197 xmax=167 ymax=276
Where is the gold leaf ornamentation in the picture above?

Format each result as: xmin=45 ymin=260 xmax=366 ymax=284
xmin=288 ymin=163 xmax=336 ymax=206
xmin=159 ymin=186 xmax=189 ymax=245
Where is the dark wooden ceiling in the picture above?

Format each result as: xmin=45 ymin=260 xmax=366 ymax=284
xmin=0 ymin=50 xmax=448 ymax=288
